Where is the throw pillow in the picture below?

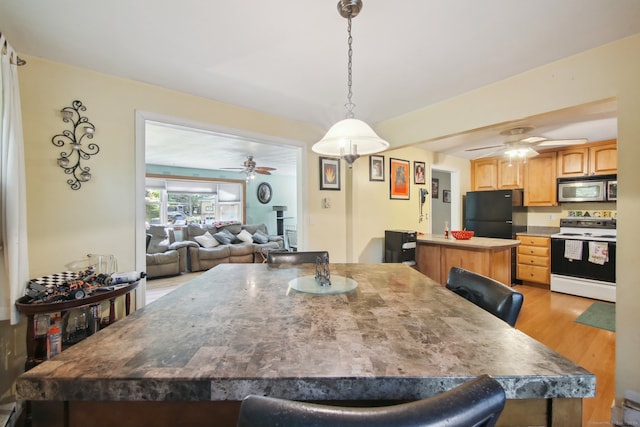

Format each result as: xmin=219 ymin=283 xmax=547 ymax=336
xmin=213 ymin=230 xmax=235 ymax=245
xmin=221 ymin=228 xmax=237 ymax=240
xmin=237 ymin=229 xmax=254 ymax=243
xmin=252 ymin=230 xmax=269 ymax=244
xmin=194 ymin=231 xmax=219 ymax=248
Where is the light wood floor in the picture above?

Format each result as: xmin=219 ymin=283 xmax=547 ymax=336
xmin=147 ymin=274 xmax=615 ymax=427
xmin=516 ymin=284 xmax=615 ymax=427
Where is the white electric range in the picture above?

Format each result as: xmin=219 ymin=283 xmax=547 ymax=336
xmin=550 ymin=218 xmax=616 ymax=302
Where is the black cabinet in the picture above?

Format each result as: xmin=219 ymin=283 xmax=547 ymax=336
xmin=384 ymin=230 xmax=417 ymax=265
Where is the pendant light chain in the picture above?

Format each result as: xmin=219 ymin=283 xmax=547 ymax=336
xmin=311 ymin=0 xmax=390 ymax=166
xmin=345 ymin=13 xmax=355 ymax=118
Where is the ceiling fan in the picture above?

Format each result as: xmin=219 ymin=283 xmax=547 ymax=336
xmin=221 ymin=156 xmax=276 ymax=180
xmin=465 ymin=126 xmax=588 ymax=161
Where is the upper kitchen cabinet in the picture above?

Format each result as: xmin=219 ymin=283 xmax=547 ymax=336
xmin=588 ymin=140 xmax=617 ymax=175
xmin=471 ymin=158 xmax=498 ymax=190
xmin=470 ymin=158 xmax=523 ymax=191
xmin=524 ymin=151 xmax=557 ymax=206
xmin=497 ymin=158 xmax=524 ymax=189
xmin=557 ymin=140 xmax=617 ymax=178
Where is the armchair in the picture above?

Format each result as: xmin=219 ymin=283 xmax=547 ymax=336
xmin=145 ymin=225 xmax=194 ymax=279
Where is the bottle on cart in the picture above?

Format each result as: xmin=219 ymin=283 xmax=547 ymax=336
xmin=46 ymin=318 xmax=62 ymax=359
xmin=108 ymin=271 xmax=147 ymax=285
xmin=444 ymin=221 xmax=449 ymax=239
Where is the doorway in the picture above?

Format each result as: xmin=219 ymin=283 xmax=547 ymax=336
xmin=430 ymin=167 xmax=461 ymax=234
xmin=134 ymin=111 xmax=306 ymax=307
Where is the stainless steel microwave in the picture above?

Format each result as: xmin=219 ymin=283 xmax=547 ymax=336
xmin=557 ymin=175 xmax=617 ymax=203
xmin=607 ymin=180 xmax=617 ymax=201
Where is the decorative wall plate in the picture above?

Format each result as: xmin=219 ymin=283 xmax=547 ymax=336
xmin=257 ymin=182 xmax=272 ymax=204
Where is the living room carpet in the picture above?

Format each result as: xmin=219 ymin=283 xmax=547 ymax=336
xmin=575 ymin=301 xmax=616 ymax=332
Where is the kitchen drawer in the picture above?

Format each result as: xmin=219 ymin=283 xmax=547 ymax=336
xmin=518 ymin=245 xmax=549 ymax=257
xmin=517 ymin=235 xmax=549 ymax=247
xmin=517 ymin=264 xmax=550 ymax=284
xmin=518 ymin=254 xmax=549 ymax=267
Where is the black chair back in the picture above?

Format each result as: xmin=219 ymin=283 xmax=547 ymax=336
xmin=237 ymin=374 xmax=506 ymax=427
xmin=446 ymin=267 xmax=524 ymax=327
xmin=267 ymin=251 xmax=329 ymax=265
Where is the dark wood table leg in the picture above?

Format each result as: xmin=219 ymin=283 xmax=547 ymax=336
xmin=125 ymin=292 xmax=131 ymax=316
xmin=109 ymin=298 xmax=116 ymax=325
xmin=25 ymin=314 xmax=36 ymax=370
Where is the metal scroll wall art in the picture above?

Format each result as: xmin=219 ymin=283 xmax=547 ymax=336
xmin=52 ymin=100 xmax=99 ymax=190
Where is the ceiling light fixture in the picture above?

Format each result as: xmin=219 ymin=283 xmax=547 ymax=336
xmin=312 ymin=0 xmax=390 ymax=168
xmin=502 ymin=127 xmax=538 ymax=166
xmin=504 ymin=144 xmax=538 ymax=166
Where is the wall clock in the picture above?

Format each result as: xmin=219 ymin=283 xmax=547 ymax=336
xmin=257 ymin=182 xmax=272 ymax=204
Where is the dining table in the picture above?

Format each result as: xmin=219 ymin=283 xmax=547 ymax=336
xmin=16 ymin=263 xmax=595 ymax=427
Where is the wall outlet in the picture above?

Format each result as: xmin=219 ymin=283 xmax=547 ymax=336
xmin=322 ymin=198 xmax=330 ymax=209
xmin=548 ymin=214 xmax=554 ymax=220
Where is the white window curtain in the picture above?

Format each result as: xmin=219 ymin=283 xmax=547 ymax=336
xmin=0 ymin=34 xmax=29 ymax=324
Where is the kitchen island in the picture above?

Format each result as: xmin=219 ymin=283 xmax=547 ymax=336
xmin=416 ymin=234 xmax=520 ymax=285
xmin=17 ymin=263 xmax=593 ymax=427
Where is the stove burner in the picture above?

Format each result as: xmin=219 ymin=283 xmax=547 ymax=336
xmin=558 ymin=233 xmax=581 ymax=236
xmin=597 ymin=235 xmax=616 ymax=238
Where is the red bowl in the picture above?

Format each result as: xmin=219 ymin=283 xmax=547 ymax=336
xmin=451 ymin=230 xmax=474 ymax=240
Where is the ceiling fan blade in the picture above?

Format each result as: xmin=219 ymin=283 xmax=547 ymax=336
xmin=255 ymin=170 xmax=272 ymax=175
xmin=255 ymin=167 xmax=276 ymax=172
xmin=535 ymin=138 xmax=588 ymax=147
xmin=220 ymin=167 xmax=244 ymax=170
xmin=465 ymin=144 xmax=504 ymax=152
xmin=473 ymin=147 xmax=508 ymax=159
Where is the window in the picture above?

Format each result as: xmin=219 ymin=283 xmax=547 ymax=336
xmin=145 ymin=176 xmax=244 ymax=226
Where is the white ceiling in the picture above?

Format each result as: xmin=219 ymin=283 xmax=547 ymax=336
xmin=2 ymin=0 xmax=639 ymax=172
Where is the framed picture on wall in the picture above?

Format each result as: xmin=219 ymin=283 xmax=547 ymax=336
xmin=389 ymin=158 xmax=410 ymax=200
xmin=369 ymin=155 xmax=385 ymax=181
xmin=414 ymin=161 xmax=426 ymax=184
xmin=443 ymin=189 xmax=451 ymax=203
xmin=432 ymin=178 xmax=439 ymax=199
xmin=319 ymin=157 xmax=340 ymax=190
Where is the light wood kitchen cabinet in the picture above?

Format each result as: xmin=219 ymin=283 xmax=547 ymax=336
xmin=556 ymin=147 xmax=588 ymax=177
xmin=588 ymin=140 xmax=617 ymax=175
xmin=524 ymin=151 xmax=557 ymax=206
xmin=471 ymin=158 xmax=498 ymax=191
xmin=471 ymin=158 xmax=523 ymax=190
xmin=516 ymin=235 xmax=550 ymax=286
xmin=557 ymin=140 xmax=617 ymax=177
xmin=497 ymin=158 xmax=524 ymax=189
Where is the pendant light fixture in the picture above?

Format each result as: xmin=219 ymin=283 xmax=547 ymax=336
xmin=312 ymin=0 xmax=390 ymax=168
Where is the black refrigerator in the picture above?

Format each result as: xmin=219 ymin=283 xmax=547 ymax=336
xmin=464 ymin=189 xmax=527 ymax=284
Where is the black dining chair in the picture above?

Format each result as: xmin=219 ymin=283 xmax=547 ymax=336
xmin=236 ymin=374 xmax=506 ymax=427
xmin=266 ymin=251 xmax=329 ymax=265
xmin=446 ymin=266 xmax=524 ymax=327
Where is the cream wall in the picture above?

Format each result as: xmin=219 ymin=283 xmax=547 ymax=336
xmin=19 ymin=57 xmax=321 ymax=277
xmin=377 ymin=34 xmax=640 ymax=406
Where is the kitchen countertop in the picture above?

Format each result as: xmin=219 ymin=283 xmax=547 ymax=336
xmin=17 ymin=263 xmax=593 ymax=404
xmin=417 ymin=234 xmax=520 ymax=249
xmin=517 ymin=226 xmax=560 ymax=237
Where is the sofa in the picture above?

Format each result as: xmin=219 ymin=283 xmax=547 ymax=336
xmin=146 ymin=225 xmax=194 ymax=279
xmin=180 ymin=223 xmax=284 ymax=272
